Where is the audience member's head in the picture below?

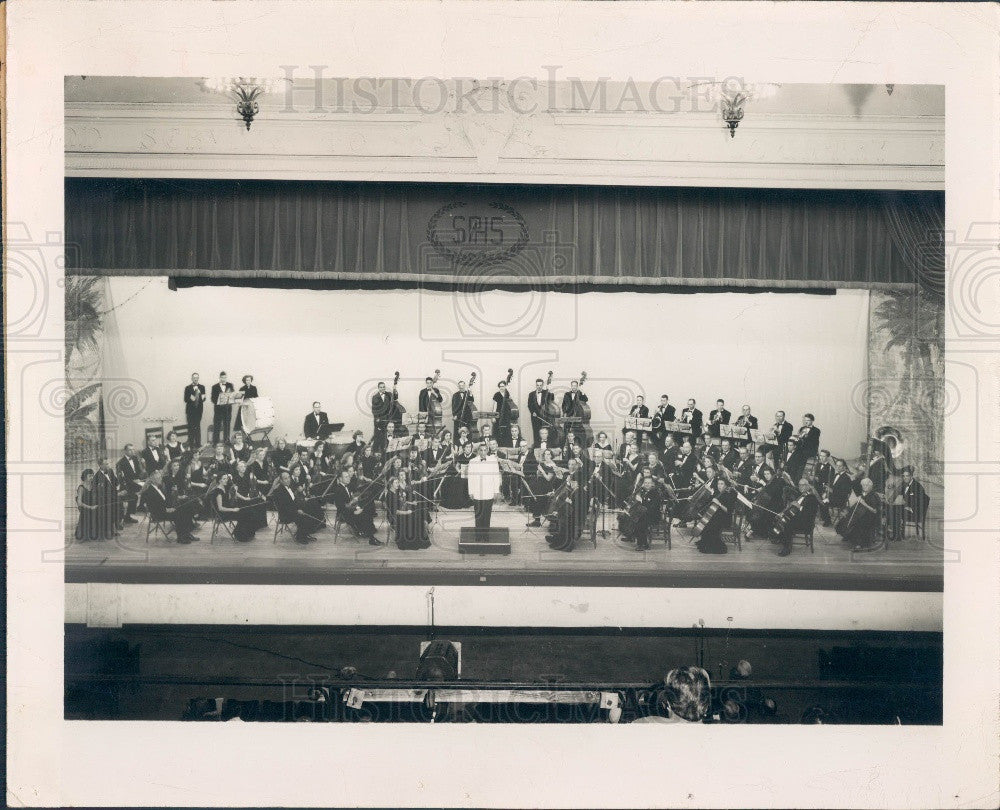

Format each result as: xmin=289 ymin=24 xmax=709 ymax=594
xmin=661 ymin=666 xmax=711 ymax=723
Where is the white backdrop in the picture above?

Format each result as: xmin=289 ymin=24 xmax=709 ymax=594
xmin=105 ymin=278 xmax=869 ymax=458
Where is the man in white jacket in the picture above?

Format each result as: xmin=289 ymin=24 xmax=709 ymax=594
xmin=464 ymin=443 xmax=502 ymax=528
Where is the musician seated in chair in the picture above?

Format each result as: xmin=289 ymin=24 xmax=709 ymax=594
xmin=618 ymin=477 xmax=662 ymax=551
xmin=836 ymin=477 xmax=882 ymax=551
xmin=331 ymin=469 xmax=381 ymax=545
xmin=772 ymin=479 xmax=820 ymax=557
xmin=695 ymin=477 xmax=737 ymax=555
xmin=272 ymin=470 xmax=325 ymax=544
xmin=545 ymin=466 xmax=589 ymax=552
xmin=211 ymin=472 xmax=258 ymax=543
xmin=143 ymin=469 xmax=200 ymax=544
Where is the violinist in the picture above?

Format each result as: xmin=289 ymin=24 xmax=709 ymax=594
xmin=211 ymin=472 xmax=260 ymax=543
xmin=643 ymin=451 xmax=669 ymax=490
xmin=207 ymin=443 xmax=233 ymax=481
xmin=695 ymin=477 xmax=737 ymax=555
xmin=249 ymin=448 xmax=273 ymax=493
xmin=332 ymin=469 xmax=380 ymax=545
xmin=270 ymin=437 xmax=294 ymax=474
xmin=717 ymin=438 xmax=739 ymax=472
xmin=773 ymin=479 xmax=820 ymax=557
xmin=591 ymin=449 xmax=624 ymax=511
xmin=748 ymin=450 xmax=772 ymax=491
xmin=162 ymin=459 xmax=186 ymax=504
xmin=185 ymin=455 xmax=211 ymax=516
xmin=527 ymin=448 xmax=560 ymax=527
xmin=670 ymin=440 xmax=698 ymax=491
xmin=592 ymin=431 xmax=613 ymax=455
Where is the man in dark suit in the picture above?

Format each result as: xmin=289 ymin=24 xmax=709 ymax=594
xmin=144 ymin=469 xmax=199 ymax=544
xmin=650 ymin=395 xmax=676 ymax=450
xmin=94 ymin=458 xmax=124 ymax=538
xmin=303 ymin=402 xmax=331 ymax=440
xmin=527 ymin=378 xmax=555 ymax=444
xmin=707 ymin=399 xmax=732 ymax=440
xmin=141 ymin=435 xmax=167 ymax=475
xmin=371 ymin=381 xmax=400 ymax=441
xmin=680 ymin=398 xmax=703 ymax=441
xmin=867 ymin=449 xmax=889 ymax=493
xmin=451 ymin=379 xmax=475 ymax=439
xmin=331 ymin=470 xmax=380 ymax=545
xmin=624 ymin=395 xmax=650 ymax=448
xmin=785 ymin=413 xmax=821 ymax=481
xmin=734 ymin=446 xmax=755 ymax=486
xmin=718 ymin=439 xmax=739 ymax=472
xmin=827 ymin=459 xmax=854 ymax=510
xmin=812 ymin=449 xmax=835 ymax=526
xmin=561 ymin=379 xmax=589 ymax=418
xmin=900 ymin=466 xmax=930 ymax=531
xmin=733 ymin=404 xmax=759 ymax=447
xmin=418 ymin=377 xmax=444 ymax=433
xmin=183 ymin=372 xmax=207 ymax=448
xmin=210 ymin=371 xmax=235 ymax=445
xmin=760 ymin=410 xmax=793 ymax=468
xmin=272 ymin=471 xmax=325 ymax=543
xmin=115 ymin=444 xmax=143 ymax=523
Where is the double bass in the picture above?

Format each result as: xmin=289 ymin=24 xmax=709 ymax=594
xmin=428 ymin=369 xmax=443 ymax=420
xmin=504 ymin=368 xmax=520 ymax=421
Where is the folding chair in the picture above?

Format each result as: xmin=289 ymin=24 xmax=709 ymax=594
xmin=273 ymin=514 xmax=295 ymax=544
xmin=144 ymin=511 xmax=175 ymax=544
xmin=210 ymin=503 xmax=237 ymax=544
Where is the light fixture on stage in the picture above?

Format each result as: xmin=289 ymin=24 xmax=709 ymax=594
xmin=691 ymin=80 xmax=780 ymax=138
xmin=199 ymin=77 xmax=278 ymax=130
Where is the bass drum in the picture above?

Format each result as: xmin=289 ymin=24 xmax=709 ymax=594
xmin=240 ymin=396 xmax=276 ymax=432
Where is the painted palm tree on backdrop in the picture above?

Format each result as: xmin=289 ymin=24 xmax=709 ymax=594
xmin=65 ymin=276 xmax=105 ymax=463
xmin=871 ymin=289 xmax=945 ymax=477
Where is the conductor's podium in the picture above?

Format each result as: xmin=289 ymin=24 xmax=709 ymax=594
xmin=458 ymin=527 xmax=511 ymax=555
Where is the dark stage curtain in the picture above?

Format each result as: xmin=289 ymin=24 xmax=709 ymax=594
xmin=65 ymin=179 xmax=941 ymax=290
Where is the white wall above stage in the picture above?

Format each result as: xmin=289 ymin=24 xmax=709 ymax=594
xmin=105 ymin=279 xmax=869 ymax=459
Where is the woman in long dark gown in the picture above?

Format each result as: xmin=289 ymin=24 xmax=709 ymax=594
xmin=211 ymin=473 xmax=258 ymax=542
xmin=75 ymin=469 xmax=101 ymax=542
xmin=389 ymin=475 xmax=430 ymax=549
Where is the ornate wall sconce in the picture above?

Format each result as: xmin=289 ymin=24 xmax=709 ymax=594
xmin=200 ymin=77 xmax=276 ymax=130
xmin=692 ymin=80 xmax=781 ymax=138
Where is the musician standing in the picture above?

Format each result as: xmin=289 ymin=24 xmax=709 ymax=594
xmin=115 ymin=444 xmax=143 ymax=524
xmin=733 ymin=405 xmax=758 ymax=447
xmin=303 ymin=401 xmax=331 ymax=440
xmin=183 ymin=373 xmax=207 ymax=448
xmin=492 ymin=379 xmax=515 ymax=446
xmin=418 ymin=377 xmax=444 ymax=434
xmin=451 ymin=379 xmax=476 ymax=439
xmin=626 ymin=395 xmax=650 ymax=447
xmin=707 ymin=399 xmax=731 ymax=439
xmin=465 ymin=443 xmax=502 ymax=528
xmin=680 ymin=398 xmax=703 ymax=440
xmin=761 ymin=410 xmax=794 ymax=468
xmin=371 ymin=381 xmax=399 ymax=441
xmin=651 ymin=395 xmax=676 ymax=450
xmin=233 ymin=374 xmax=259 ymax=436
xmin=527 ymin=378 xmax=555 ymax=444
xmin=210 ymin=371 xmax=235 ymax=445
xmin=785 ymin=413 xmax=821 ymax=481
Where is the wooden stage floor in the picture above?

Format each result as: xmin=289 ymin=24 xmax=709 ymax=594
xmin=65 ymin=500 xmax=943 ymax=591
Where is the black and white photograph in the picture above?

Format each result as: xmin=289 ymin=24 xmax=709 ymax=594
xmin=62 ymin=75 xmax=947 ymax=719
xmin=6 ymin=2 xmax=999 ymax=808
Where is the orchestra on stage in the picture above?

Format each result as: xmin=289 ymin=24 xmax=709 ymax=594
xmin=73 ymin=368 xmax=932 ymax=557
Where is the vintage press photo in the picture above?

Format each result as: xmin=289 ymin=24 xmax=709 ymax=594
xmin=6 ymin=2 xmax=999 ymax=808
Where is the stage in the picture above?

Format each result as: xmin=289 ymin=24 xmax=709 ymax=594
xmin=64 ymin=491 xmax=943 ymax=591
